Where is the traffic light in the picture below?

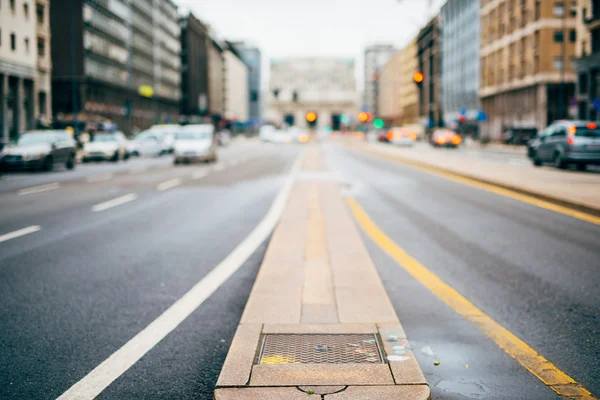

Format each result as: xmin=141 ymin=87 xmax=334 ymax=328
xmin=413 ymin=72 xmax=424 ymax=86
xmin=306 ymin=112 xmax=317 ymax=127
xmin=373 ymin=118 xmax=385 ymax=129
xmin=358 ymin=112 xmax=372 ymax=123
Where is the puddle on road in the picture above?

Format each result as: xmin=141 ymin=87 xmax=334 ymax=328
xmin=436 ymin=380 xmax=487 ymax=399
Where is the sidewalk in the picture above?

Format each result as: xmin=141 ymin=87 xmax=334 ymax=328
xmin=353 ymin=140 xmax=600 ymax=215
xmin=214 ymin=147 xmax=429 ymax=399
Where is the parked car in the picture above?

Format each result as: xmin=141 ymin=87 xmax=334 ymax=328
xmin=217 ymin=130 xmax=232 ymax=146
xmin=148 ymin=125 xmax=179 ymax=154
xmin=259 ymin=125 xmax=277 ymax=142
xmin=173 ymin=124 xmax=217 ymax=164
xmin=385 ymin=127 xmax=417 ymax=146
xmin=528 ymin=120 xmax=600 ymax=170
xmin=431 ymin=129 xmax=462 ymax=148
xmin=130 ymin=131 xmax=169 ymax=157
xmin=0 ymin=130 xmax=77 ymax=171
xmin=82 ymin=131 xmax=129 ymax=162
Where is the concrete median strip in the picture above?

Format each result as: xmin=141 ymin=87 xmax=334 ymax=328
xmin=215 ymin=147 xmax=430 ymax=399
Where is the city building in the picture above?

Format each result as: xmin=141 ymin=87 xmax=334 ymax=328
xmin=363 ymin=44 xmax=395 ymax=116
xmin=1 ymin=0 xmax=52 ymax=142
xmin=180 ymin=13 xmax=210 ymax=117
xmin=480 ymin=0 xmax=577 ymax=141
xmin=223 ymin=41 xmax=249 ymax=123
xmin=574 ymin=0 xmax=600 ymax=120
xmin=399 ymin=37 xmax=420 ymax=126
xmin=207 ymin=38 xmax=225 ymax=119
xmin=417 ymin=15 xmax=443 ymax=131
xmin=50 ymin=0 xmax=181 ymax=135
xmin=230 ymin=42 xmax=262 ymax=124
xmin=266 ymin=57 xmax=358 ymax=128
xmin=378 ymin=51 xmax=402 ymax=126
xmin=441 ymin=0 xmax=481 ymax=134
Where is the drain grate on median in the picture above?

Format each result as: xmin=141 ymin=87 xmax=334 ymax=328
xmin=258 ymin=334 xmax=383 ymax=365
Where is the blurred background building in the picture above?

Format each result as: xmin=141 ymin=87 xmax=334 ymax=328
xmin=223 ymin=41 xmax=249 ymax=124
xmin=378 ymin=51 xmax=402 ymax=126
xmin=398 ymin=38 xmax=420 ymax=126
xmin=267 ymin=57 xmax=358 ymax=129
xmin=479 ymin=0 xmax=577 ymax=141
xmin=51 ymin=0 xmax=181 ymax=135
xmin=363 ymin=44 xmax=395 ymax=117
xmin=418 ymin=16 xmax=443 ymax=131
xmin=230 ymin=42 xmax=262 ymax=126
xmin=441 ymin=0 xmax=480 ymax=135
xmin=180 ymin=12 xmax=210 ymax=118
xmin=574 ymin=0 xmax=600 ymax=120
xmin=1 ymin=0 xmax=52 ymax=143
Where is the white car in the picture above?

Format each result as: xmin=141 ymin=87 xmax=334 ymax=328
xmin=259 ymin=125 xmax=277 ymax=142
xmin=83 ymin=132 xmax=129 ymax=162
xmin=131 ymin=131 xmax=168 ymax=157
xmin=173 ymin=124 xmax=217 ymax=164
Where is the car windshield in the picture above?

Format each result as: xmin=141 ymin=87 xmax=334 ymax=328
xmin=177 ymin=131 xmax=212 ymax=140
xmin=574 ymin=125 xmax=600 ymax=138
xmin=17 ymin=133 xmax=57 ymax=145
xmin=92 ymin=134 xmax=117 ymax=142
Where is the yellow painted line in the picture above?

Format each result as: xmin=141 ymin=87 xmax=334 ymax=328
xmin=356 ymin=146 xmax=600 ymax=226
xmin=346 ymin=197 xmax=595 ymax=399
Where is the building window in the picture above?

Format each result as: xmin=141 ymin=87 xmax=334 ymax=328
xmin=570 ymin=2 xmax=577 ymax=17
xmin=554 ymin=31 xmax=564 ymax=42
xmin=553 ymin=57 xmax=564 ymax=70
xmin=570 ymin=57 xmax=577 ymax=70
xmin=10 ymin=0 xmax=15 ymax=12
xmin=25 ymin=37 xmax=29 ymax=53
xmin=554 ymin=2 xmax=565 ymax=17
xmin=23 ymin=2 xmax=28 ymax=19
xmin=570 ymin=29 xmax=576 ymax=42
xmin=37 ymin=36 xmax=44 ymax=56
xmin=36 ymin=3 xmax=44 ymax=25
xmin=10 ymin=33 xmax=16 ymax=50
xmin=579 ymin=73 xmax=589 ymax=94
xmin=535 ymin=0 xmax=541 ymax=20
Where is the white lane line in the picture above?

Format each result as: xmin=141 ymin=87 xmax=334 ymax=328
xmin=18 ymin=182 xmax=60 ymax=196
xmin=129 ymin=167 xmax=148 ymax=175
xmin=57 ymin=152 xmax=303 ymax=400
xmin=86 ymin=173 xmax=113 ymax=183
xmin=212 ymin=163 xmax=226 ymax=172
xmin=191 ymin=170 xmax=209 ymax=180
xmin=0 ymin=225 xmax=41 ymax=243
xmin=92 ymin=193 xmax=138 ymax=212
xmin=157 ymin=178 xmax=182 ymax=191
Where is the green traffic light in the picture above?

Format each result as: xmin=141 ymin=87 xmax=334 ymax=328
xmin=373 ymin=119 xmax=385 ymax=129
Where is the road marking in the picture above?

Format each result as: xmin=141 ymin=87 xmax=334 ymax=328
xmin=57 ymin=153 xmax=303 ymax=400
xmin=157 ymin=178 xmax=182 ymax=191
xmin=212 ymin=163 xmax=226 ymax=172
xmin=359 ymin=147 xmax=600 ymax=226
xmin=18 ymin=182 xmax=60 ymax=196
xmin=86 ymin=173 xmax=113 ymax=183
xmin=0 ymin=225 xmax=41 ymax=243
xmin=92 ymin=193 xmax=138 ymax=212
xmin=191 ymin=170 xmax=209 ymax=180
xmin=347 ymin=197 xmax=595 ymax=399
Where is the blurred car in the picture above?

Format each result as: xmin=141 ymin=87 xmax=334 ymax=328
xmin=174 ymin=124 xmax=217 ymax=164
xmin=125 ymin=138 xmax=140 ymax=157
xmin=528 ymin=120 xmax=600 ymax=170
xmin=385 ymin=127 xmax=417 ymax=146
xmin=0 ymin=130 xmax=77 ymax=171
xmin=82 ymin=131 xmax=129 ymax=162
xmin=131 ymin=131 xmax=170 ymax=157
xmin=431 ymin=129 xmax=462 ymax=148
xmin=269 ymin=130 xmax=293 ymax=144
xmin=217 ymin=130 xmax=232 ymax=146
xmin=148 ymin=125 xmax=179 ymax=154
xmin=259 ymin=125 xmax=277 ymax=142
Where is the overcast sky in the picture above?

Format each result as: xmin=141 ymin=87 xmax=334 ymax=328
xmin=177 ymin=0 xmax=446 ymax=91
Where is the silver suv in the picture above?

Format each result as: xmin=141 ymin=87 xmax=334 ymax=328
xmin=528 ymin=120 xmax=600 ymax=171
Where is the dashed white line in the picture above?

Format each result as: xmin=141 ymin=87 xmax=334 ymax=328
xmin=87 ymin=173 xmax=113 ymax=183
xmin=0 ymin=225 xmax=41 ymax=243
xmin=157 ymin=178 xmax=182 ymax=191
xmin=92 ymin=193 xmax=138 ymax=212
xmin=56 ymin=152 xmax=303 ymax=400
xmin=18 ymin=182 xmax=60 ymax=196
xmin=191 ymin=170 xmax=209 ymax=180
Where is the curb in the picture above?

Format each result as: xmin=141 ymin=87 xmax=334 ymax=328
xmin=353 ymin=144 xmax=600 ymax=218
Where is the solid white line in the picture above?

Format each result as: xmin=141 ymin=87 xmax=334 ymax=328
xmin=212 ymin=163 xmax=226 ymax=172
xmin=191 ymin=170 xmax=209 ymax=180
xmin=86 ymin=173 xmax=113 ymax=183
xmin=0 ymin=225 xmax=41 ymax=243
xmin=57 ymin=152 xmax=303 ymax=400
xmin=157 ymin=178 xmax=182 ymax=191
xmin=18 ymin=183 xmax=60 ymax=196
xmin=92 ymin=193 xmax=138 ymax=212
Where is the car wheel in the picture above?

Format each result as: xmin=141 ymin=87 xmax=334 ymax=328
xmin=111 ymin=152 xmax=119 ymax=162
xmin=532 ymin=152 xmax=542 ymax=166
xmin=576 ymin=163 xmax=587 ymax=171
xmin=66 ymin=154 xmax=75 ymax=170
xmin=553 ymin=152 xmax=567 ymax=169
xmin=174 ymin=159 xmax=180 ymax=165
xmin=42 ymin=156 xmax=53 ymax=171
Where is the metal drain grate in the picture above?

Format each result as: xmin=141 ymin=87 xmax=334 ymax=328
xmin=258 ymin=334 xmax=383 ymax=364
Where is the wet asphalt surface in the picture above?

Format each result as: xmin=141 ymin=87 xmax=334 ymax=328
xmin=1 ymin=139 xmax=598 ymax=399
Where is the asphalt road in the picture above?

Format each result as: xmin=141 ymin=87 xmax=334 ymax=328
xmin=327 ymin=143 xmax=599 ymax=399
xmin=1 ymin=139 xmax=598 ymax=399
xmin=0 ymin=141 xmax=300 ymax=400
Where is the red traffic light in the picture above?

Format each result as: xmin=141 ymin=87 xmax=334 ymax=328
xmin=306 ymin=112 xmax=317 ymax=123
xmin=413 ymin=72 xmax=424 ymax=84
